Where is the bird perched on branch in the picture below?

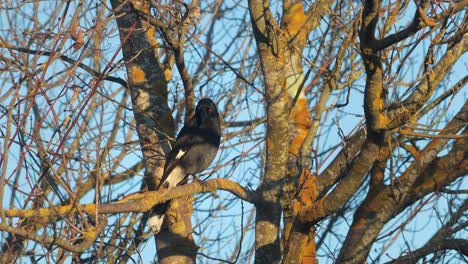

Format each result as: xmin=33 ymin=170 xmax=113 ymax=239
xmin=149 ymin=98 xmax=221 ymax=234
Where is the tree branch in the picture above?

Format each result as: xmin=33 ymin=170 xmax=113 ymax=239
xmin=0 ymin=43 xmax=128 ymax=88
xmin=337 ymin=102 xmax=468 ymax=263
xmin=374 ymin=1 xmax=430 ymax=51
xmin=316 ymin=128 xmax=367 ymax=198
xmin=386 ymin=239 xmax=468 ymax=264
xmin=298 ymin=138 xmax=380 ymax=222
xmin=3 ymin=178 xmax=257 ymax=219
xmin=386 ymin=200 xmax=468 ymax=263
xmin=0 ymin=217 xmax=107 ymax=253
xmin=385 ymin=32 xmax=466 ymax=130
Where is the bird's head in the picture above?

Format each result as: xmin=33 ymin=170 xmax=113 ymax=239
xmin=195 ymin=98 xmax=219 ymax=125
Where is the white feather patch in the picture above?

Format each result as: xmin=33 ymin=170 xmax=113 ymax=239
xmin=149 ymin=215 xmax=164 ymax=234
xmin=150 ymin=165 xmax=186 ymax=233
xmin=174 ymin=149 xmax=186 ymax=159
xmin=164 ymin=166 xmax=186 ymax=188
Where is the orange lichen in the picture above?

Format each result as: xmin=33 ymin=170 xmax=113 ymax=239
xmin=164 ymin=68 xmax=172 ymax=81
xmin=266 ymin=138 xmax=273 ymax=150
xmin=145 ymin=26 xmax=159 ymax=48
xmin=129 ymin=65 xmax=146 ymax=85
xmin=297 ymin=170 xmax=316 ymax=204
xmin=302 ymin=227 xmax=317 ymax=264
xmin=292 ymin=169 xmax=317 ymax=214
xmin=289 ymin=99 xmax=312 ymax=155
xmin=282 ymin=3 xmax=307 ymax=36
xmin=353 ymin=215 xmax=367 ymax=230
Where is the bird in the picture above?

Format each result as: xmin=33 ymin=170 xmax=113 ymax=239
xmin=149 ymin=98 xmax=221 ymax=234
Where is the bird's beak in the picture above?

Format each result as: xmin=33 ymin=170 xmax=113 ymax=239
xmin=198 ymin=107 xmax=210 ymax=122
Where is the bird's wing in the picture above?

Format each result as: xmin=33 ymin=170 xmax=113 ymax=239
xmin=163 ymin=126 xmax=191 ymax=170
xmin=159 ymin=117 xmax=197 ymax=187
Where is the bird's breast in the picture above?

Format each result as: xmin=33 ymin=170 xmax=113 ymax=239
xmin=181 ymin=143 xmax=219 ymax=174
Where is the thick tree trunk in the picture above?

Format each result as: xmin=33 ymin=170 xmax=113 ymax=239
xmin=110 ymin=1 xmax=196 ymax=263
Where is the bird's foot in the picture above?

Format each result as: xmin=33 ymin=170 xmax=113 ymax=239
xmin=191 ymin=175 xmax=218 ymax=198
xmin=191 ymin=174 xmax=206 ymax=187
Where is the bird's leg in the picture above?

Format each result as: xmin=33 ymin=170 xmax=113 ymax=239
xmin=190 ymin=174 xmax=218 ymax=198
xmin=189 ymin=174 xmax=206 ymax=187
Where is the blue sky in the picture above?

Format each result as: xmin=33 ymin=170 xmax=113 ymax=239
xmin=0 ymin=1 xmax=466 ymax=263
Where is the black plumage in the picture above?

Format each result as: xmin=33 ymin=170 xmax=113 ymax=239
xmin=149 ymin=98 xmax=221 ymax=233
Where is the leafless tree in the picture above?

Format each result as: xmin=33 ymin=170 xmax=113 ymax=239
xmin=0 ymin=0 xmax=466 ymax=263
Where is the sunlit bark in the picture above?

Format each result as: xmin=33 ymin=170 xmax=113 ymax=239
xmin=0 ymin=0 xmax=466 ymax=263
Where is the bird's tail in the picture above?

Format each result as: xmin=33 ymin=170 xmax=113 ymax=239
xmin=149 ymin=166 xmax=186 ymax=233
xmin=149 ymin=201 xmax=169 ymax=234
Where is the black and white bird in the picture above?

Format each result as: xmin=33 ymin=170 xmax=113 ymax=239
xmin=149 ymin=98 xmax=221 ymax=233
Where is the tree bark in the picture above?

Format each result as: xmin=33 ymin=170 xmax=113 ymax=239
xmin=110 ymin=1 xmax=196 ymax=263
